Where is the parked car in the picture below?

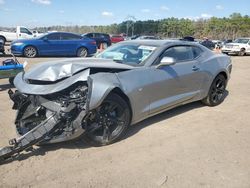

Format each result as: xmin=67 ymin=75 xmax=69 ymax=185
xmin=110 ymin=35 xmax=125 ymax=43
xmin=0 ymin=40 xmax=232 ymax=160
xmin=136 ymin=35 xmax=161 ymax=40
xmin=221 ymin=38 xmax=250 ymax=56
xmin=130 ymin=34 xmax=140 ymax=40
xmin=0 ymin=39 xmax=4 ymax=54
xmin=201 ymin=39 xmax=215 ymax=50
xmin=181 ymin=36 xmax=195 ymax=42
xmin=11 ymin=32 xmax=97 ymax=58
xmin=0 ymin=26 xmax=35 ymax=44
xmin=82 ymin=32 xmax=111 ymax=49
xmin=212 ymin=40 xmax=223 ymax=49
xmin=31 ymin=30 xmax=45 ymax=37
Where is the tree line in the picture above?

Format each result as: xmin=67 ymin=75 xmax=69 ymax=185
xmin=33 ymin=13 xmax=250 ymax=40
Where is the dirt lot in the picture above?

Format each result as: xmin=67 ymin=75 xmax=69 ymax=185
xmin=0 ymin=55 xmax=250 ymax=188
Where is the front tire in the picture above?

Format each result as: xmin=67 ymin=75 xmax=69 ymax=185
xmin=0 ymin=36 xmax=6 ymax=45
xmin=238 ymin=48 xmax=245 ymax=56
xmin=76 ymin=47 xmax=88 ymax=57
xmin=202 ymin=74 xmax=227 ymax=106
xmin=23 ymin=46 xmax=37 ymax=58
xmin=9 ymin=77 xmax=14 ymax=85
xmin=83 ymin=93 xmax=131 ymax=146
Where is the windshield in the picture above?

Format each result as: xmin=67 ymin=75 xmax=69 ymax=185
xmin=233 ymin=38 xmax=249 ymax=44
xmin=96 ymin=43 xmax=157 ymax=66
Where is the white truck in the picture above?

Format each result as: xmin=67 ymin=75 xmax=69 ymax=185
xmin=0 ymin=26 xmax=35 ymax=44
xmin=222 ymin=38 xmax=250 ymax=56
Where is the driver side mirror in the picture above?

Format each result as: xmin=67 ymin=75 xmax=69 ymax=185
xmin=156 ymin=57 xmax=176 ymax=68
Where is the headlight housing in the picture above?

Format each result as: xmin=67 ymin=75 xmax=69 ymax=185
xmin=13 ymin=42 xmax=24 ymax=46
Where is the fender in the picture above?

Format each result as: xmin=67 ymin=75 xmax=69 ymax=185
xmin=87 ymin=72 xmax=122 ymax=111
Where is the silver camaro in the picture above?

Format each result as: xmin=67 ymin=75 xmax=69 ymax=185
xmin=0 ymin=40 xmax=232 ymax=160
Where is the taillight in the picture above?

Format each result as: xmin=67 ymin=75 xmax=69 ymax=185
xmin=90 ymin=41 xmax=96 ymax=45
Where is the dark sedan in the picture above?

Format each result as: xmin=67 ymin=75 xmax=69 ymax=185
xmin=11 ymin=32 xmax=97 ymax=58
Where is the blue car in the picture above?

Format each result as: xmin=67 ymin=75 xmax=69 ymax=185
xmin=11 ymin=32 xmax=97 ymax=58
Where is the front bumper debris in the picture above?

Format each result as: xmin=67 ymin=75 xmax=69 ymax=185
xmin=0 ymin=113 xmax=58 ymax=162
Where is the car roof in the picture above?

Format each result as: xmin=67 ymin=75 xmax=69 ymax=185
xmin=120 ymin=39 xmax=200 ymax=47
xmin=47 ymin=32 xmax=81 ymax=35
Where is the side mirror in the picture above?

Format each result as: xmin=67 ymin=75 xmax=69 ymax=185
xmin=43 ymin=37 xmax=48 ymax=41
xmin=156 ymin=57 xmax=176 ymax=68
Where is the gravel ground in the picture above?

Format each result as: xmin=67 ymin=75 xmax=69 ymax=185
xmin=0 ymin=54 xmax=250 ymax=188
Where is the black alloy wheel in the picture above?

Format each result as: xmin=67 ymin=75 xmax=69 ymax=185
xmin=83 ymin=93 xmax=131 ymax=146
xmin=202 ymin=74 xmax=227 ymax=106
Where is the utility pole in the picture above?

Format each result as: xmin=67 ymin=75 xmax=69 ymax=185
xmin=125 ymin=15 xmax=136 ymax=36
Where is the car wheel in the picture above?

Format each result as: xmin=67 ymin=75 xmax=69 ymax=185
xmin=0 ymin=36 xmax=6 ymax=45
xmin=24 ymin=46 xmax=37 ymax=58
xmin=238 ymin=48 xmax=245 ymax=56
xmin=202 ymin=74 xmax=227 ymax=106
xmin=77 ymin=47 xmax=88 ymax=57
xmin=83 ymin=93 xmax=131 ymax=146
xmin=9 ymin=77 xmax=14 ymax=85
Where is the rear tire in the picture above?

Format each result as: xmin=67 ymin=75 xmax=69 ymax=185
xmin=83 ymin=93 xmax=131 ymax=146
xmin=202 ymin=74 xmax=227 ymax=106
xmin=77 ymin=47 xmax=88 ymax=57
xmin=23 ymin=46 xmax=37 ymax=58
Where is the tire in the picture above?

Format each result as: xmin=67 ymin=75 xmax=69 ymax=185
xmin=0 ymin=36 xmax=6 ymax=45
xmin=238 ymin=48 xmax=245 ymax=56
xmin=202 ymin=74 xmax=227 ymax=106
xmin=23 ymin=46 xmax=37 ymax=58
xmin=83 ymin=93 xmax=131 ymax=146
xmin=9 ymin=77 xmax=14 ymax=85
xmin=76 ymin=47 xmax=88 ymax=57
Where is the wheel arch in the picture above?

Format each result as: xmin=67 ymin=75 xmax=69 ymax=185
xmin=0 ymin=35 xmax=6 ymax=43
xmin=108 ymin=87 xmax=133 ymax=121
xmin=87 ymin=73 xmax=131 ymax=113
xmin=217 ymin=71 xmax=228 ymax=80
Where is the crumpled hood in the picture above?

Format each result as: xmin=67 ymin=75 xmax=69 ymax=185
xmin=24 ymin=58 xmax=135 ymax=81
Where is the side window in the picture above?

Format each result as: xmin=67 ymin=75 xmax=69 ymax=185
xmin=86 ymin=33 xmax=93 ymax=38
xmin=61 ymin=33 xmax=81 ymax=40
xmin=20 ymin=27 xmax=32 ymax=35
xmin=95 ymin=33 xmax=101 ymax=38
xmin=46 ymin=33 xmax=60 ymax=40
xmin=192 ymin=47 xmax=203 ymax=58
xmin=162 ymin=46 xmax=194 ymax=62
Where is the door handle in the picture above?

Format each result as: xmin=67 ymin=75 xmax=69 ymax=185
xmin=192 ymin=66 xmax=199 ymax=71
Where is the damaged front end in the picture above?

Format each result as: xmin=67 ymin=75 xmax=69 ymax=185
xmin=0 ymin=82 xmax=89 ymax=161
xmin=0 ymin=58 xmax=133 ymax=162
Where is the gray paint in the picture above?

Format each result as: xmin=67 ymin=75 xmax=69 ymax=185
xmin=14 ymin=40 xmax=232 ymax=125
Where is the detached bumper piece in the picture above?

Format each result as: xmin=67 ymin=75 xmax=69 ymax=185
xmin=0 ymin=113 xmax=58 ymax=162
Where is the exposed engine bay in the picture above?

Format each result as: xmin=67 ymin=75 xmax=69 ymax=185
xmin=0 ymin=58 xmax=133 ymax=162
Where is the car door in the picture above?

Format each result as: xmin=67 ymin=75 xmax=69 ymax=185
xmin=149 ymin=45 xmax=204 ymax=115
xmin=19 ymin=27 xmax=33 ymax=39
xmin=38 ymin=33 xmax=62 ymax=56
xmin=60 ymin=33 xmax=81 ymax=55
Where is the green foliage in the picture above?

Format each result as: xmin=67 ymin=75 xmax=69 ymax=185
xmin=33 ymin=13 xmax=250 ymax=39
